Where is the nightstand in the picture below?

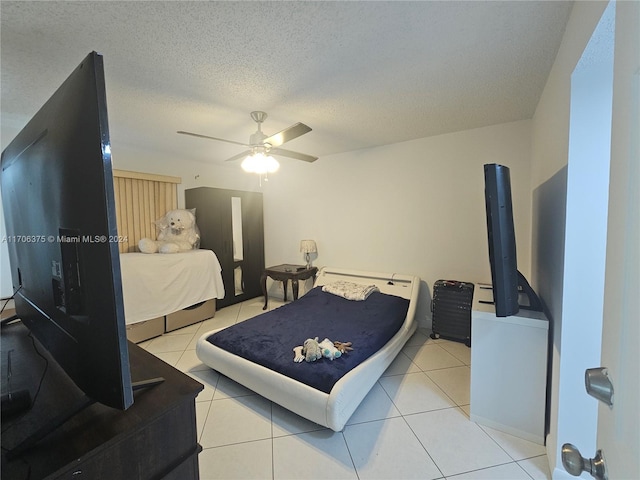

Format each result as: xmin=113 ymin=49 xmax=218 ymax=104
xmin=261 ymin=264 xmax=318 ymax=310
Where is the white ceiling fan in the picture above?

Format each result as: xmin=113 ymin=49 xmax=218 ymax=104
xmin=177 ymin=111 xmax=318 ymax=165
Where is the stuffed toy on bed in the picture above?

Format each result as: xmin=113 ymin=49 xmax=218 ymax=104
xmin=302 ymin=337 xmax=323 ymax=362
xmin=138 ymin=208 xmax=200 ymax=254
xmin=319 ymin=338 xmax=342 ymax=360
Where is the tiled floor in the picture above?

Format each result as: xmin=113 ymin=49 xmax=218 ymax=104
xmin=139 ymin=297 xmax=552 ymax=480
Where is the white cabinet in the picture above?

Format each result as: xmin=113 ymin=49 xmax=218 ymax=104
xmin=470 ymin=286 xmax=549 ymax=444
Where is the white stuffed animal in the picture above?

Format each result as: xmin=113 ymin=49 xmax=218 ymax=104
xmin=138 ymin=209 xmax=200 ymax=254
xmin=318 ymin=338 xmax=342 ymax=360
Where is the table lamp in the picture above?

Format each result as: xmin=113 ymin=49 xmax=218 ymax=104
xmin=300 ymin=240 xmax=317 ymax=269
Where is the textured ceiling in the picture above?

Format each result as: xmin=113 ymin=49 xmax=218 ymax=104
xmin=1 ymin=1 xmax=573 ymax=165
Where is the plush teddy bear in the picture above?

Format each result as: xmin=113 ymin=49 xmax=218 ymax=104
xmin=302 ymin=337 xmax=322 ymax=362
xmin=333 ymin=341 xmax=353 ymax=354
xmin=318 ymin=338 xmax=342 ymax=360
xmin=292 ymin=346 xmax=304 ymax=363
xmin=138 ymin=208 xmax=200 ymax=254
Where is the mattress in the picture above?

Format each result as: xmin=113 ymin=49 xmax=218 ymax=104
xmin=120 ymin=249 xmax=225 ymax=324
xmin=197 ymin=267 xmax=420 ymax=431
xmin=205 ymin=287 xmax=409 ymax=393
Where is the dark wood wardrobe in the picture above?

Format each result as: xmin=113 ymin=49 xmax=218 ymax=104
xmin=186 ymin=187 xmax=265 ymax=309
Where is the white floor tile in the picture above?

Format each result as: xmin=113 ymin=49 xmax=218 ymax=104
xmin=271 ymin=402 xmax=325 ymax=437
xmin=144 ymin=296 xmax=551 ymax=479
xmin=196 ymin=314 xmax=236 ymax=335
xmin=445 ymin=462 xmax=531 ymax=479
xmin=273 ymin=430 xmax=358 ymax=480
xmin=186 ymin=334 xmax=201 ymax=350
xmin=188 ymin=369 xmax=221 ymax=402
xmin=174 ymin=348 xmax=208 ymax=372
xmin=379 ymin=372 xmax=456 ymax=415
xmin=403 ymin=343 xmax=465 ymax=371
xmin=195 ymin=400 xmax=211 ymax=441
xmin=438 ymin=340 xmax=472 ymax=365
xmin=382 ymin=350 xmax=421 ymax=376
xmin=236 ymin=301 xmax=269 ymax=322
xmin=479 ymin=425 xmax=547 ymax=461
xmin=150 ymin=350 xmax=182 ymax=366
xmin=405 ymin=407 xmax=512 ymax=477
xmin=137 ymin=338 xmax=153 ymax=350
xmin=213 ymin=374 xmax=257 ymax=399
xmin=145 ymin=333 xmax=194 ymax=353
xmin=345 ymin=382 xmax=401 ymax=425
xmin=404 ymin=328 xmax=434 ymax=347
xmin=517 ymin=455 xmax=552 ymax=479
xmin=344 ymin=417 xmax=442 ymax=479
xmin=199 ymin=439 xmax=273 ymax=480
xmin=425 ymin=365 xmax=471 ymax=406
xmin=216 ymin=302 xmax=242 ymax=318
xmin=200 ymin=395 xmax=272 ymax=448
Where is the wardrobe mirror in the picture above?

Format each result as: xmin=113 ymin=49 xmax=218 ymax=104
xmin=231 ymin=196 xmax=244 ymax=296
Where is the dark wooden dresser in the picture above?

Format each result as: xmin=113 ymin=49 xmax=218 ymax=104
xmin=1 ymin=322 xmax=203 ymax=480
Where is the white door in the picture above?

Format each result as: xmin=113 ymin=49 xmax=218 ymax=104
xmin=563 ymin=1 xmax=639 ymax=477
xmin=595 ymin=1 xmax=639 ymax=477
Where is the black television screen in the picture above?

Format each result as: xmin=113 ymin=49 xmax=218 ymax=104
xmin=483 ymin=163 xmax=541 ymax=317
xmin=1 ymin=52 xmax=133 ymax=410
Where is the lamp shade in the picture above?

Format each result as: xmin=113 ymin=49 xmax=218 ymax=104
xmin=300 ymin=239 xmax=317 ymax=254
xmin=241 ymin=153 xmax=279 ymax=174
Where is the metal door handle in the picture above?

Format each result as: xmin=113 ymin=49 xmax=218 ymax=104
xmin=562 ymin=443 xmax=607 ymax=480
xmin=585 ymin=367 xmax=614 ymax=406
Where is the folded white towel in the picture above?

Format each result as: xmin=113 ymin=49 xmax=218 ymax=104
xmin=322 ymin=281 xmax=379 ymax=301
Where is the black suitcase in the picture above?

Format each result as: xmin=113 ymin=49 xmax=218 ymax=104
xmin=430 ymin=280 xmax=475 ymax=347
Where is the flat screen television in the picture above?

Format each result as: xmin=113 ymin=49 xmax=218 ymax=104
xmin=1 ymin=52 xmax=133 ymax=410
xmin=483 ymin=163 xmax=542 ymax=317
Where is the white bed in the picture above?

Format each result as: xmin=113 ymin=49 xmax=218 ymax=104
xmin=196 ymin=266 xmax=420 ymax=431
xmin=120 ymin=249 xmax=225 ymax=325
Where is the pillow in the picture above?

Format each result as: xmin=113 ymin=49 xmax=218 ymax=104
xmin=321 ymin=280 xmax=379 ymax=301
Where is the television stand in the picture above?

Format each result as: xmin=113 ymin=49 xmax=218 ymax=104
xmin=1 ymin=322 xmax=203 ymax=479
xmin=5 ymin=376 xmax=166 ymax=460
xmin=469 ymin=289 xmax=549 ymax=445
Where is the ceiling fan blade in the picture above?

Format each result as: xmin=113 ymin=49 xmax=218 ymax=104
xmin=224 ymin=150 xmax=251 ymax=162
xmin=263 ymin=123 xmax=311 ymax=148
xmin=270 ymin=148 xmax=318 ymax=163
xmin=177 ymin=131 xmax=250 ymax=147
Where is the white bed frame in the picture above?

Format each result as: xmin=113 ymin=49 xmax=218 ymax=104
xmin=196 ymin=266 xmax=420 ymax=431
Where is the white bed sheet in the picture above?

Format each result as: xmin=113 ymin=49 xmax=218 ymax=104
xmin=196 ymin=266 xmax=420 ymax=431
xmin=120 ymin=249 xmax=225 ymax=325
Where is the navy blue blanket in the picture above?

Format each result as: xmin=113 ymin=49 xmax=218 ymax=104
xmin=205 ymin=286 xmax=410 ymax=393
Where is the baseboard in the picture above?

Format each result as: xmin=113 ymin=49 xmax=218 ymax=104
xmin=470 ymin=413 xmax=545 ymax=445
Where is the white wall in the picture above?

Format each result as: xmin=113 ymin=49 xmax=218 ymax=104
xmin=99 ymin=119 xmax=534 ymax=330
xmin=530 ymin=1 xmax=611 ymax=476
xmin=0 ymin=116 xmax=532 ymax=318
xmin=263 ymin=119 xmax=533 ymax=327
xmin=1 ymin=123 xmax=20 ymax=297
xmin=0 ymin=193 xmax=11 ymax=298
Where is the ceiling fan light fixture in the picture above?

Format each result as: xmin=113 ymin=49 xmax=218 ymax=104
xmin=241 ymin=152 xmax=279 ymax=174
xmin=179 ymin=111 xmax=316 ymax=169
xmin=265 ymin=155 xmax=280 ymax=173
